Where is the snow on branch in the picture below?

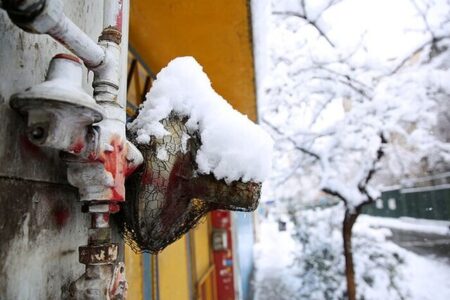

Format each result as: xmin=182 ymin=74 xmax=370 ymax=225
xmin=264 ymin=0 xmax=450 ymax=211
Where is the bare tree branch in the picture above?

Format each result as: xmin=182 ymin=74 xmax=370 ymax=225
xmin=389 ymin=35 xmax=450 ymax=75
xmin=262 ymin=118 xmax=321 ymax=161
xmin=273 ymin=10 xmax=336 ymax=48
xmin=322 ymin=187 xmax=347 ymax=205
xmin=357 ymin=133 xmax=387 ymax=205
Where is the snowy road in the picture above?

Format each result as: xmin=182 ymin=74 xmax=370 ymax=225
xmin=359 ymin=215 xmax=450 ymax=264
xmin=389 ymin=228 xmax=450 ymax=264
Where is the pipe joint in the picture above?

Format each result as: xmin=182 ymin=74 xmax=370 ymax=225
xmin=93 ymin=40 xmax=121 ymax=103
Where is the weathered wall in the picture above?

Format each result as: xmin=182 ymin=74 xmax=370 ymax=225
xmin=0 ymin=1 xmax=104 ymax=298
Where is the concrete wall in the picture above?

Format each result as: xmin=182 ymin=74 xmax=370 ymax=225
xmin=0 ymin=1 xmax=105 ymax=298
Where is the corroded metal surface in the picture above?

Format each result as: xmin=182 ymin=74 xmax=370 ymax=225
xmin=79 ymin=244 xmax=119 ymax=265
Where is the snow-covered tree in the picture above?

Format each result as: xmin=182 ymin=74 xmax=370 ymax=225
xmin=288 ymin=204 xmax=408 ymax=300
xmin=261 ymin=0 xmax=450 ymax=299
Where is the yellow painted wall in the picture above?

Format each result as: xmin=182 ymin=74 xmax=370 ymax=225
xmin=124 ymin=244 xmax=143 ymax=299
xmin=158 ymin=236 xmax=191 ymax=300
xmin=125 ymin=1 xmax=257 ymax=299
xmin=192 ymin=218 xmax=211 ymax=280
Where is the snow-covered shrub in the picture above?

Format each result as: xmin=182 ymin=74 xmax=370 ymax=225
xmin=289 ymin=204 xmax=408 ymax=300
xmin=254 ymin=275 xmax=298 ymax=300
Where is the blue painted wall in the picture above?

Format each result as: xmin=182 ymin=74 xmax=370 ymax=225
xmin=233 ymin=212 xmax=255 ymax=300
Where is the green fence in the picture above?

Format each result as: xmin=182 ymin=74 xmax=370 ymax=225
xmin=362 ymin=186 xmax=450 ymax=221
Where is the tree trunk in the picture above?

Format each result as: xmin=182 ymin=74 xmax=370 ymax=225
xmin=343 ymin=210 xmax=359 ymax=300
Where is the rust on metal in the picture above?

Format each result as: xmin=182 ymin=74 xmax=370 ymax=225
xmin=79 ymin=244 xmax=118 ymax=265
xmin=109 ymin=262 xmax=128 ymax=299
xmin=98 ymin=26 xmax=122 ymax=45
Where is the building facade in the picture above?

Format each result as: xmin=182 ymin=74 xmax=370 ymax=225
xmin=0 ymin=0 xmax=258 ymax=299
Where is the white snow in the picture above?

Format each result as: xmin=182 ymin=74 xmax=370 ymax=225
xmin=254 ymin=212 xmax=450 ymax=300
xmin=404 ymin=248 xmax=450 ymax=300
xmin=253 ymin=218 xmax=300 ymax=300
xmin=156 ymin=146 xmax=168 ymax=161
xmin=129 ymin=57 xmax=274 ymax=183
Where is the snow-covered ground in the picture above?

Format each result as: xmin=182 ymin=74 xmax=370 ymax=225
xmin=254 ymin=216 xmax=450 ymax=300
xmin=253 ymin=218 xmax=300 ymax=300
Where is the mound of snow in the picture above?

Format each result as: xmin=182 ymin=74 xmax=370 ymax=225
xmin=129 ymin=57 xmax=273 ymax=183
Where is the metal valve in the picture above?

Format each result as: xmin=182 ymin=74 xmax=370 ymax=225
xmin=10 ymin=53 xmax=104 ymax=155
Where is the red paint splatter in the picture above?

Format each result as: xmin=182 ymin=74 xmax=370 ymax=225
xmin=103 ymin=213 xmax=110 ymax=223
xmin=124 ymin=164 xmax=138 ymax=177
xmin=69 ymin=140 xmax=85 ymax=154
xmin=54 ymin=208 xmax=70 ymax=229
xmin=115 ymin=0 xmax=123 ymax=32
xmin=109 ymin=203 xmax=120 ymax=214
xmin=88 ymin=152 xmax=97 ymax=161
xmin=87 ymin=134 xmax=140 ymax=204
xmin=96 ymin=136 xmax=127 ymax=202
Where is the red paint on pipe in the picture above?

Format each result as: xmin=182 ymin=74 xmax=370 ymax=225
xmin=87 ymin=134 xmax=140 ymax=203
xmin=116 ymin=0 xmax=123 ymax=33
xmin=103 ymin=213 xmax=110 ymax=223
xmin=54 ymin=53 xmax=82 ymax=64
xmin=69 ymin=140 xmax=85 ymax=154
xmin=109 ymin=203 xmax=120 ymax=214
xmin=95 ymin=135 xmax=127 ymax=202
xmin=88 ymin=151 xmax=97 ymax=161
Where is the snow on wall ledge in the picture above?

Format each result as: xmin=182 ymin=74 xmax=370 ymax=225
xmin=129 ymin=56 xmax=274 ymax=183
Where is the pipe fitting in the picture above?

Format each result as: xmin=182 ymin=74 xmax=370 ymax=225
xmin=68 ymin=263 xmax=127 ymax=300
xmin=92 ymin=40 xmax=121 ymax=103
xmin=66 ymin=138 xmax=143 ymax=202
xmin=10 ymin=54 xmax=104 ymax=154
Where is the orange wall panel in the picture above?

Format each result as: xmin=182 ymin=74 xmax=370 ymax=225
xmin=129 ymin=0 xmax=257 ymax=120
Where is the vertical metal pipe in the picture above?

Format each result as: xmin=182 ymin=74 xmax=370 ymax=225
xmin=118 ymin=0 xmax=129 ymax=109
xmin=103 ymin=0 xmax=123 ymax=32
